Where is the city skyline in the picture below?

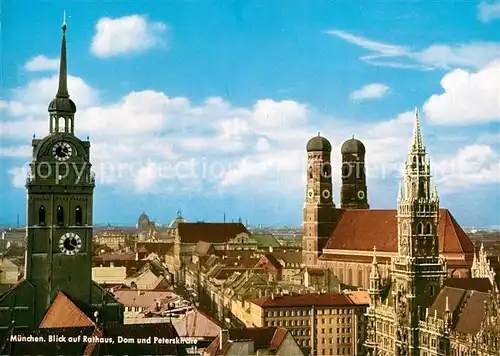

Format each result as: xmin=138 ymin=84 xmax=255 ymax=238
xmin=1 ymin=1 xmax=499 ymax=227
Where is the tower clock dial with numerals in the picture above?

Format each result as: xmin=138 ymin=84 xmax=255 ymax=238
xmin=59 ymin=232 xmax=82 ymax=255
xmin=52 ymin=142 xmax=73 ymax=161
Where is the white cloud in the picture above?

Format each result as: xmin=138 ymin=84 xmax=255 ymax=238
xmin=8 ymin=166 xmax=29 ymax=189
xmin=1 ymin=68 xmax=495 ymax=197
xmin=423 ymin=59 xmax=500 ymax=125
xmin=478 ymin=1 xmax=500 ymax=22
xmin=24 ymin=55 xmax=59 ymax=72
xmin=91 ymin=15 xmax=167 ymax=58
xmin=434 ymin=144 xmax=500 ymax=192
xmin=350 ymin=83 xmax=390 ymax=100
xmin=0 ymin=145 xmax=31 ymax=157
xmin=326 ymin=30 xmax=500 ymax=70
xmin=1 ymin=73 xmax=97 ymax=124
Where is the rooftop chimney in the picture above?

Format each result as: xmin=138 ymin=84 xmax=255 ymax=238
xmin=269 ymin=246 xmax=273 ymax=253
xmin=220 ymin=329 xmax=229 ymax=350
xmin=271 ymin=292 xmax=275 ymax=300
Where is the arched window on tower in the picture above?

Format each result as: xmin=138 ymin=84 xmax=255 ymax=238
xmin=419 ymin=181 xmax=426 ymax=197
xmin=425 ymin=223 xmax=431 ymax=234
xmin=39 ymin=206 xmax=46 ymax=226
xmin=308 ymin=166 xmax=313 ymax=180
xmin=417 ymin=222 xmax=423 ymax=235
xmin=58 ymin=117 xmax=65 ymax=133
xmin=75 ymin=206 xmax=82 ymax=226
xmin=56 ymin=206 xmax=64 ymax=226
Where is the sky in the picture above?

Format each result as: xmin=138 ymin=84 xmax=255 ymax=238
xmin=1 ymin=0 xmax=499 ymax=228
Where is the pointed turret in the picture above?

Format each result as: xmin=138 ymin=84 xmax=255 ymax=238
xmin=397 ymin=182 xmax=403 ymax=202
xmin=369 ymin=246 xmax=382 ymax=304
xmin=48 ymin=12 xmax=76 ymax=134
xmin=410 ymin=107 xmax=425 ymax=153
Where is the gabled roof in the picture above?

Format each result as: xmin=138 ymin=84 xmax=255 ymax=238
xmin=205 ymin=327 xmax=290 ymax=356
xmin=194 ymin=241 xmax=215 ymax=256
xmin=323 ymin=209 xmax=473 ymax=254
xmin=177 ymin=222 xmax=249 ymax=244
xmin=173 ymin=307 xmax=223 ymax=338
xmin=258 ymin=254 xmax=283 ymax=270
xmin=112 ymin=290 xmax=174 ymax=308
xmin=136 ymin=242 xmax=174 ymax=255
xmin=39 ymin=291 xmax=95 ymax=328
xmin=429 ymin=286 xmax=490 ymax=336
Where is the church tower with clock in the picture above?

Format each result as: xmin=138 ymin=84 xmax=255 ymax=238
xmin=0 ymin=17 xmax=123 ymax=330
xmin=302 ymin=134 xmax=336 ymax=266
xmin=340 ymin=136 xmax=369 ymax=209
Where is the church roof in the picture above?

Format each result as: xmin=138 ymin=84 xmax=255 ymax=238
xmin=322 ymin=208 xmax=473 ymax=254
xmin=177 ymin=222 xmax=249 ymax=244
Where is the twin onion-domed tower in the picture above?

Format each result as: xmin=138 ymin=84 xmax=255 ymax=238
xmin=302 ymin=133 xmax=368 ymax=266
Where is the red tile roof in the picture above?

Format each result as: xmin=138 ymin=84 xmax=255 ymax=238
xmin=136 ymin=242 xmax=174 ymax=255
xmin=39 ymin=291 xmax=95 ymax=328
xmin=93 ymin=253 xmax=136 ymax=262
xmin=306 ymin=267 xmax=327 ymax=276
xmin=257 ymin=254 xmax=283 ymax=270
xmin=323 ymin=209 xmax=473 ymax=254
xmin=319 ymin=254 xmax=391 ymax=264
xmin=178 ymin=222 xmax=249 ymax=244
xmin=172 ymin=307 xmax=223 ymax=338
xmin=251 ymin=292 xmax=355 ymax=308
xmin=112 ymin=290 xmax=174 ymax=308
xmin=205 ymin=327 xmax=290 ymax=356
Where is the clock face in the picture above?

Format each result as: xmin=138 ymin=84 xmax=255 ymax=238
xmin=52 ymin=142 xmax=73 ymax=161
xmin=322 ymin=189 xmax=331 ymax=199
xmin=59 ymin=232 xmax=82 ymax=255
xmin=357 ymin=190 xmax=365 ymax=200
xmin=307 ymin=189 xmax=314 ymax=198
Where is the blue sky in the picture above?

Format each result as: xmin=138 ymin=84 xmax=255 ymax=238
xmin=1 ymin=0 xmax=499 ymax=227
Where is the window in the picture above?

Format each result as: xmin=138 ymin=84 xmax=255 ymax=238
xmin=425 ymin=223 xmax=431 ymax=234
xmin=56 ymin=206 xmax=64 ymax=226
xmin=39 ymin=206 xmax=46 ymax=225
xmin=417 ymin=222 xmax=423 ymax=234
xmin=75 ymin=206 xmax=82 ymax=226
